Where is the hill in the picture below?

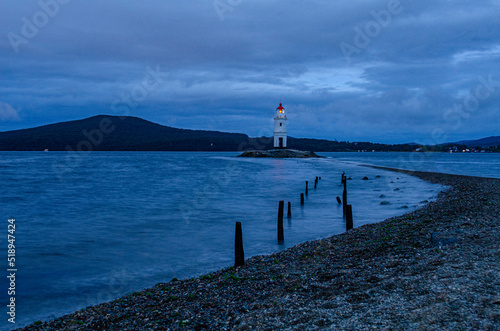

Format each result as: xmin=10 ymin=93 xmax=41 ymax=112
xmin=0 ymin=115 xmax=248 ymax=151
xmin=0 ymin=115 xmax=496 ymax=152
xmin=453 ymin=136 xmax=500 ymax=148
xmin=0 ymin=115 xmax=417 ymax=152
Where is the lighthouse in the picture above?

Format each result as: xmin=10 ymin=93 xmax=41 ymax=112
xmin=274 ymin=103 xmax=287 ymax=149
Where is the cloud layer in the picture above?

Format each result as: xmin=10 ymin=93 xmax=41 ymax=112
xmin=0 ymin=0 xmax=499 ymax=143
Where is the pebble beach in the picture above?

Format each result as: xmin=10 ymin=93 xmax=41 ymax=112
xmin=18 ymin=167 xmax=499 ymax=330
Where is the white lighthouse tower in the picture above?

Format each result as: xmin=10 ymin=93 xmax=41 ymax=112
xmin=274 ymin=103 xmax=287 ymax=149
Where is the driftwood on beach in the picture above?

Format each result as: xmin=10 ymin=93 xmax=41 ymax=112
xmin=19 ymin=168 xmax=500 ymax=330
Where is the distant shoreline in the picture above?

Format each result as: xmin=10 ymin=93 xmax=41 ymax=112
xmin=19 ymin=168 xmax=500 ymax=330
xmin=0 ymin=150 xmax=498 ymax=153
xmin=1 ymin=115 xmax=498 ymax=153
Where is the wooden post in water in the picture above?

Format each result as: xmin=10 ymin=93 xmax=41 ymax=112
xmin=300 ymin=193 xmax=304 ymax=205
xmin=287 ymin=201 xmax=292 ymax=218
xmin=346 ymin=205 xmax=353 ymax=231
xmin=278 ymin=200 xmax=284 ymax=244
xmin=234 ymin=222 xmax=245 ymax=267
xmin=342 ymin=188 xmax=347 ymax=215
xmin=314 ymin=177 xmax=318 ymax=189
xmin=305 ymin=181 xmax=309 ymax=196
xmin=342 ymin=172 xmax=348 ymax=215
xmin=336 ymin=196 xmax=342 ymax=204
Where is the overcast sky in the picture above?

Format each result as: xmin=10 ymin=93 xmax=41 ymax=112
xmin=0 ymin=0 xmax=499 ymax=144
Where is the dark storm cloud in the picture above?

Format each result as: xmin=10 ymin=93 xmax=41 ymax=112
xmin=0 ymin=0 xmax=498 ymax=143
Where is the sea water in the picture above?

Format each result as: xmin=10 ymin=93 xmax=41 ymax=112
xmin=0 ymin=151 xmax=497 ymax=329
xmin=326 ymin=152 xmax=500 ymax=179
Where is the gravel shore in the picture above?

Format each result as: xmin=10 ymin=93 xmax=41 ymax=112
xmin=19 ymin=168 xmax=499 ymax=330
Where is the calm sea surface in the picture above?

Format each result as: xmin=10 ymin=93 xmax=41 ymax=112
xmin=0 ymin=151 xmax=498 ymax=329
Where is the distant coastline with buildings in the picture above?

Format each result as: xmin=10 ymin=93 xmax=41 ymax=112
xmin=0 ymin=107 xmax=498 ymax=152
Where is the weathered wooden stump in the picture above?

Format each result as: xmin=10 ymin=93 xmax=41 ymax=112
xmin=278 ymin=200 xmax=284 ymax=244
xmin=235 ymin=222 xmax=245 ymax=267
xmin=287 ymin=201 xmax=292 ymax=218
xmin=346 ymin=205 xmax=353 ymax=231
xmin=342 ymin=189 xmax=347 ymax=215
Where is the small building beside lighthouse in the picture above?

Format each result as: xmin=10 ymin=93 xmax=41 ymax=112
xmin=274 ymin=103 xmax=287 ymax=149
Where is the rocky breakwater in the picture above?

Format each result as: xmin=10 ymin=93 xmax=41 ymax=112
xmin=238 ymin=149 xmax=322 ymax=158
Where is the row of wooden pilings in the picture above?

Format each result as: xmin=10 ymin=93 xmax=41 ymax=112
xmin=235 ymin=174 xmax=353 ymax=267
